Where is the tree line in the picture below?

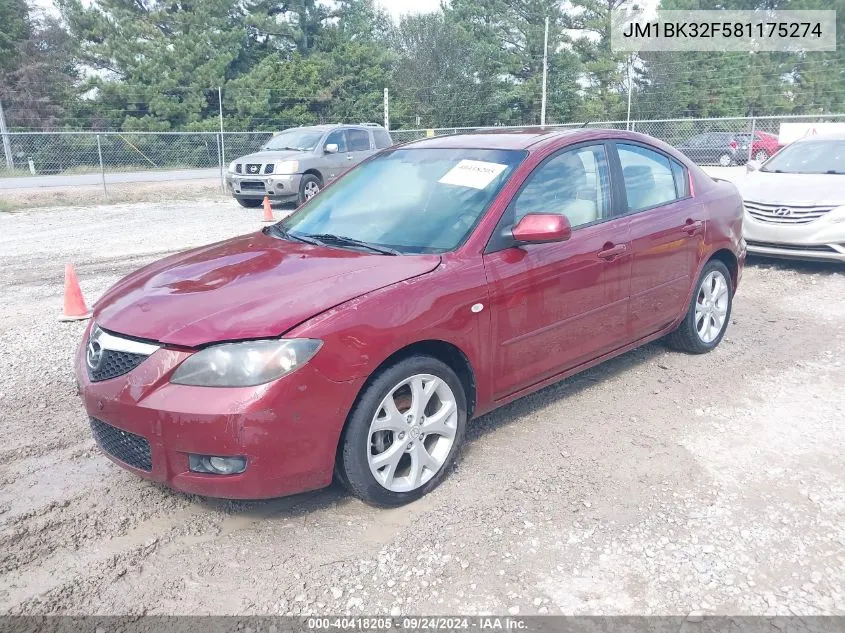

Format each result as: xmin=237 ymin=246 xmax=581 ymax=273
xmin=1 ymin=0 xmax=843 ymax=132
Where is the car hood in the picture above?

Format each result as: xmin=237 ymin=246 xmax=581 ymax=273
xmin=94 ymin=232 xmax=441 ymax=347
xmin=236 ymin=149 xmax=308 ymax=163
xmin=739 ymin=171 xmax=845 ymax=206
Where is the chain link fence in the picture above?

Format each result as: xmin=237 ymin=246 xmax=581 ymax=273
xmin=2 ymin=114 xmax=844 ymax=187
xmin=391 ymin=113 xmax=845 ymax=164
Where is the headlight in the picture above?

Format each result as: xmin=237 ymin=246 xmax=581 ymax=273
xmin=171 ymin=339 xmax=322 ymax=387
xmin=228 ymin=161 xmax=237 ymax=173
xmin=274 ymin=160 xmax=299 ymax=174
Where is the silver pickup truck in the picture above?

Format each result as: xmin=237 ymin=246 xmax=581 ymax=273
xmin=227 ymin=123 xmax=393 ymax=207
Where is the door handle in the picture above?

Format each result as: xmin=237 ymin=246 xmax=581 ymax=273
xmin=597 ymin=243 xmax=627 ymax=260
xmin=682 ymin=219 xmax=704 ymax=235
xmin=346 ymin=154 xmax=354 ymax=160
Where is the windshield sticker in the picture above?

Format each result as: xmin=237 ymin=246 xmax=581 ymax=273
xmin=438 ymin=160 xmax=508 ymax=190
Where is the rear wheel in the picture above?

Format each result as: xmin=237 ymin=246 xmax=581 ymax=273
xmin=338 ymin=356 xmax=467 ymax=507
xmin=717 ymin=153 xmax=733 ymax=167
xmin=666 ymin=260 xmax=733 ymax=354
xmin=235 ymin=197 xmax=262 ymax=208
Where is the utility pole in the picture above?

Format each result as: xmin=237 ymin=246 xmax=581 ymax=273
xmin=0 ymin=99 xmax=13 ymax=170
xmin=540 ymin=17 xmax=549 ymax=128
xmin=626 ymin=55 xmax=634 ymax=131
xmin=383 ymin=88 xmax=389 ymax=131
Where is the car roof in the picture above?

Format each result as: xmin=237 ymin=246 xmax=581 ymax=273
xmin=398 ymin=127 xmax=688 ymax=154
xmin=401 ymin=128 xmax=588 ymax=150
xmin=793 ymin=132 xmax=845 ymax=142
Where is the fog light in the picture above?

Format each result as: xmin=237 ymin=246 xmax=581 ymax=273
xmin=189 ymin=454 xmax=247 ymax=475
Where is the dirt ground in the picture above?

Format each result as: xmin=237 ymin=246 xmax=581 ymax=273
xmin=0 ymin=195 xmax=843 ymax=617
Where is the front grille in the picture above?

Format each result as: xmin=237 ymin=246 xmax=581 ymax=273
xmin=245 ymin=163 xmax=262 ymax=175
xmin=88 ymin=349 xmax=147 ymax=382
xmin=239 ymin=180 xmax=265 ymax=191
xmin=90 ymin=418 xmax=152 ymax=471
xmin=235 ymin=164 xmax=242 ymax=174
xmin=264 ymin=164 xmax=274 ymax=174
xmin=744 ymin=201 xmax=834 ymax=225
xmin=746 ymin=240 xmax=837 ymax=253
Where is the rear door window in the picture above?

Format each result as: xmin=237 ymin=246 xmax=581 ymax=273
xmin=347 ymin=129 xmax=371 ymax=152
xmin=617 ymin=143 xmax=680 ymax=212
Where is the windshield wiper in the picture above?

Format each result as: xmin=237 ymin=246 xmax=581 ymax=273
xmin=305 ymin=233 xmax=400 ymax=255
xmin=263 ymin=225 xmax=323 ymax=246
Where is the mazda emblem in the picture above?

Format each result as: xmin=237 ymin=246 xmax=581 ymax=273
xmin=86 ymin=340 xmax=103 ymax=370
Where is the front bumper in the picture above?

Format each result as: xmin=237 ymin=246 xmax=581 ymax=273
xmin=75 ymin=327 xmax=364 ymax=499
xmin=744 ymin=212 xmax=845 ymax=262
xmin=227 ymin=173 xmax=302 ymax=199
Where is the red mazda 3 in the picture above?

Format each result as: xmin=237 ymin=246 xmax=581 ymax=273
xmin=76 ymin=129 xmax=745 ymax=506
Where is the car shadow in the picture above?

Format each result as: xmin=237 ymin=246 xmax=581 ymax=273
xmin=747 ymin=254 xmax=845 ymax=276
xmin=464 ymin=340 xmax=663 ymax=443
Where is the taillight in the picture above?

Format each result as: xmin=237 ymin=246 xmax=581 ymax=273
xmin=729 ymin=140 xmax=737 ymax=149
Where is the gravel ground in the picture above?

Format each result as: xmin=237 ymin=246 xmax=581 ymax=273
xmin=0 ymin=196 xmax=843 ymax=617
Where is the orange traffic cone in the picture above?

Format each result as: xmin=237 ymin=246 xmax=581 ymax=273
xmin=59 ymin=263 xmax=91 ymax=322
xmin=262 ymin=196 xmax=274 ymax=223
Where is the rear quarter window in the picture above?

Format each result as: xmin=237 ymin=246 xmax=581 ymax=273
xmin=373 ymin=129 xmax=393 ymax=149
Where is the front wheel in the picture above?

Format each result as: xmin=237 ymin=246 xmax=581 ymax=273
xmin=337 ymin=356 xmax=467 ymax=507
xmin=666 ymin=260 xmax=733 ymax=354
xmin=297 ymin=174 xmax=322 ymax=206
xmin=754 ymin=149 xmax=770 ymax=162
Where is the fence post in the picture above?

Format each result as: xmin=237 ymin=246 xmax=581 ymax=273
xmin=218 ymin=87 xmax=227 ymax=192
xmin=96 ymin=134 xmax=108 ymax=199
xmin=748 ymin=116 xmax=756 ymax=163
xmin=0 ymin=99 xmax=13 ymax=170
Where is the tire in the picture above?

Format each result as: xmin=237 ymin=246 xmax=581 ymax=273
xmin=666 ymin=260 xmax=733 ymax=354
xmin=297 ymin=174 xmax=322 ymax=206
xmin=754 ymin=149 xmax=770 ymax=162
xmin=717 ymin=153 xmax=733 ymax=167
xmin=235 ymin=197 xmax=262 ymax=208
xmin=337 ymin=355 xmax=468 ymax=507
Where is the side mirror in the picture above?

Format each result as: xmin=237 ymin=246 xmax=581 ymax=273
xmin=511 ymin=213 xmax=572 ymax=244
xmin=746 ymin=159 xmax=761 ymax=173
xmin=324 ymin=143 xmax=339 ymax=154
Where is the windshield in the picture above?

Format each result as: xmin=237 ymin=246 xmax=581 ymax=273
xmin=263 ymin=128 xmax=325 ymax=151
xmin=278 ymin=148 xmax=525 ymax=254
xmin=761 ymin=139 xmax=845 ymax=174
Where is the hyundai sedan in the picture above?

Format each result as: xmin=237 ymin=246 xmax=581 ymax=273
xmin=77 ymin=129 xmax=745 ymax=507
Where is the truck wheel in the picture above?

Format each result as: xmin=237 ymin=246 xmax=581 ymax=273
xmin=297 ymin=175 xmax=322 ymax=206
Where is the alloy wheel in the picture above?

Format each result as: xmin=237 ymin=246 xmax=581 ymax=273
xmin=304 ymin=181 xmax=320 ymax=199
xmin=754 ymin=150 xmax=769 ymax=162
xmin=718 ymin=153 xmax=732 ymax=167
xmin=694 ymin=270 xmax=729 ymax=344
xmin=367 ymin=374 xmax=458 ymax=493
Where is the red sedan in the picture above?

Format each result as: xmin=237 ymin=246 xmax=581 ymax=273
xmin=76 ymin=129 xmax=745 ymax=506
